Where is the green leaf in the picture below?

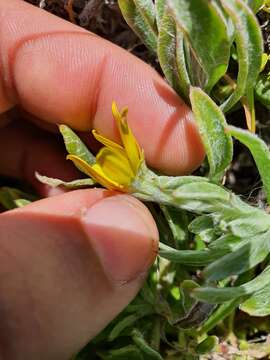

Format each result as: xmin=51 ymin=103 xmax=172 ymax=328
xmin=100 ymin=345 xmax=144 ymax=360
xmin=199 ymin=298 xmax=243 ymax=334
xmin=14 ymin=199 xmax=31 ymax=207
xmin=190 ymin=87 xmax=233 ymax=181
xmin=204 ymin=231 xmax=270 ymax=281
xmin=157 ymin=11 xmax=190 ymax=101
xmin=209 ymin=234 xmax=245 ymax=251
xmin=196 ymin=336 xmax=218 ymax=354
xmin=240 ymin=281 xmax=270 ymax=316
xmin=159 ymin=242 xmax=228 ymax=266
xmin=244 ymin=0 xmax=264 ymax=12
xmin=59 ymin=125 xmax=95 ymax=166
xmin=255 ymin=73 xmax=270 ymax=110
xmin=36 ymin=173 xmax=94 ymax=188
xmin=133 ymin=0 xmax=157 ymax=32
xmin=228 ymin=125 xmax=270 ymax=204
xmin=167 ymin=0 xmax=230 ymax=92
xmin=189 ymin=215 xmax=214 ymax=235
xmin=193 ymin=265 xmax=270 ymax=303
xmin=108 ymin=309 xmax=153 ymax=341
xmin=220 ymin=0 xmax=263 ymax=112
xmin=155 ymin=0 xmax=166 ymax=30
xmin=175 ymin=30 xmax=192 ymax=101
xmin=132 ymin=329 xmax=163 ymax=360
xmin=118 ymin=0 xmax=157 ymax=52
xmin=161 ymin=205 xmax=189 ymax=245
xmin=0 ymin=187 xmax=36 ymax=210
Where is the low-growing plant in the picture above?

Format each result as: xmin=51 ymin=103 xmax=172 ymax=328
xmin=4 ymin=0 xmax=270 ymax=358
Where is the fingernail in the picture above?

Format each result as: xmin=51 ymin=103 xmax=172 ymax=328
xmin=82 ymin=194 xmax=158 ymax=283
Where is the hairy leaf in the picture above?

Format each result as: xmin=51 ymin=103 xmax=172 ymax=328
xmin=228 ymin=125 xmax=270 ymax=204
xmin=36 ymin=173 xmax=95 ymax=188
xmin=220 ymin=0 xmax=263 ymax=112
xmin=240 ymin=281 xmax=270 ymax=316
xmin=118 ymin=0 xmax=157 ymax=51
xmin=255 ymin=73 xmax=270 ymax=110
xmin=204 ymin=231 xmax=270 ymax=281
xmin=59 ymin=125 xmax=95 ymax=165
xmin=193 ymin=265 xmax=270 ymax=303
xmin=167 ymin=0 xmax=230 ymax=92
xmin=190 ymin=87 xmax=233 ymax=181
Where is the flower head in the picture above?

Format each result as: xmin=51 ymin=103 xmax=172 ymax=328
xmin=67 ymin=102 xmax=144 ymax=191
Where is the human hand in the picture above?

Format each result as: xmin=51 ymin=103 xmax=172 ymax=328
xmin=0 ymin=1 xmax=204 ymax=359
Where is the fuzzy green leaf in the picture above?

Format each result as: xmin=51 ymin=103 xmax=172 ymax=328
xmin=190 ymin=87 xmax=233 ymax=181
xmin=204 ymin=231 xmax=270 ymax=281
xmin=228 ymin=125 xmax=270 ymax=204
xmin=240 ymin=282 xmax=270 ymax=316
xmin=100 ymin=346 xmax=144 ymax=360
xmin=167 ymin=0 xmax=230 ymax=92
xmin=59 ymin=125 xmax=95 ymax=166
xmin=36 ymin=173 xmax=94 ymax=188
xmin=108 ymin=315 xmax=139 ymax=342
xmin=155 ymin=0 xmax=166 ymax=30
xmin=159 ymin=243 xmax=228 ymax=266
xmin=118 ymin=0 xmax=157 ymax=52
xmin=255 ymin=73 xmax=270 ymax=110
xmin=189 ymin=215 xmax=214 ymax=235
xmin=132 ymin=329 xmax=163 ymax=360
xmin=193 ymin=265 xmax=270 ymax=303
xmin=157 ymin=11 xmax=190 ymax=101
xmin=220 ymin=0 xmax=263 ymax=112
xmin=244 ymin=0 xmax=264 ymax=12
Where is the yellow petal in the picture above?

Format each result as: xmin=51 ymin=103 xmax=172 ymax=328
xmin=67 ymin=155 xmax=122 ymax=190
xmin=96 ymin=147 xmax=134 ymax=187
xmin=66 ymin=154 xmax=93 ymax=177
xmin=112 ymin=101 xmax=143 ymax=173
xmin=92 ymin=130 xmax=124 ymax=151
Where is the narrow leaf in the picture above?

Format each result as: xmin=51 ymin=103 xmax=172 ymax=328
xmin=255 ymin=73 xmax=270 ymax=110
xmin=59 ymin=125 xmax=95 ymax=165
xmin=132 ymin=329 xmax=163 ymax=360
xmin=108 ymin=315 xmax=139 ymax=342
xmin=220 ymin=0 xmax=263 ymax=112
xmin=240 ymin=281 xmax=270 ymax=316
xmin=133 ymin=0 xmax=156 ymax=31
xmin=118 ymin=0 xmax=157 ymax=52
xmin=157 ymin=13 xmax=179 ymax=91
xmin=155 ymin=0 xmax=166 ymax=30
xmin=36 ymin=173 xmax=94 ymax=188
xmin=228 ymin=125 xmax=270 ymax=204
xmin=167 ymin=0 xmax=230 ymax=91
xmin=190 ymin=87 xmax=233 ymax=181
xmin=159 ymin=242 xmax=228 ymax=266
xmin=193 ymin=265 xmax=270 ymax=303
xmin=204 ymin=231 xmax=270 ymax=281
xmin=244 ymin=0 xmax=264 ymax=12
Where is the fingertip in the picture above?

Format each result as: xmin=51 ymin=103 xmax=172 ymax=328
xmin=82 ymin=193 xmax=159 ymax=283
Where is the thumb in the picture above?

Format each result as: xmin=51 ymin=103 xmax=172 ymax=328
xmin=0 ymin=189 xmax=158 ymax=360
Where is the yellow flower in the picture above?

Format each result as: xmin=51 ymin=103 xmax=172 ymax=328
xmin=67 ymin=102 xmax=144 ymax=191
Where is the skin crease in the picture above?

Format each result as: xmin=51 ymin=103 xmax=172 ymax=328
xmin=0 ymin=1 xmax=205 ymax=359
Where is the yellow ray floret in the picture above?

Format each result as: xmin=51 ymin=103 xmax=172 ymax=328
xmin=67 ymin=102 xmax=144 ymax=191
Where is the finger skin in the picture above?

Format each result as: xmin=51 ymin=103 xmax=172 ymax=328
xmin=0 ymin=0 xmax=204 ymax=175
xmin=0 ymin=189 xmax=159 ymax=360
xmin=0 ymin=119 xmax=81 ymax=196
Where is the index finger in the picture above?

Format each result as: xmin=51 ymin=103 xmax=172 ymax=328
xmin=0 ymin=0 xmax=204 ymax=175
